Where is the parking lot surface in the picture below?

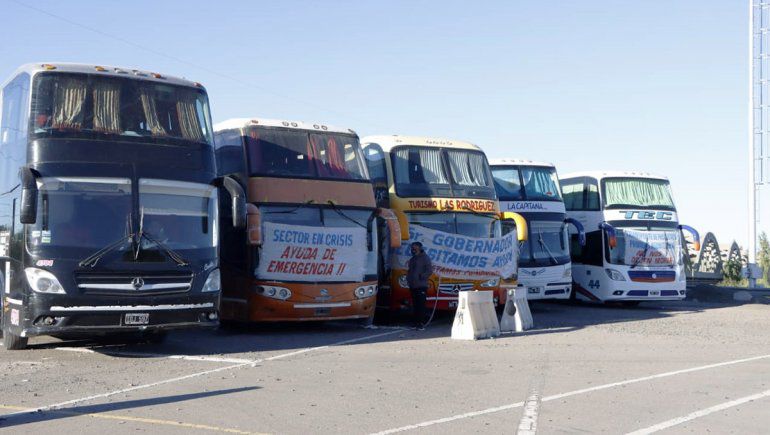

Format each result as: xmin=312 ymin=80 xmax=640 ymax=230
xmin=2 ymin=289 xmax=770 ymax=434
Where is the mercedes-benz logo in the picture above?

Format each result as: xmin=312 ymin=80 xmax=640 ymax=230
xmin=651 ymin=273 xmax=657 ymax=279
xmin=132 ymin=277 xmax=145 ymax=290
xmin=452 ymin=284 xmax=461 ymax=293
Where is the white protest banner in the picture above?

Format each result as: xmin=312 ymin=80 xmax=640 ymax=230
xmin=394 ymin=225 xmax=518 ymax=280
xmin=623 ymin=229 xmax=680 ymax=267
xmin=257 ymin=222 xmax=367 ymax=282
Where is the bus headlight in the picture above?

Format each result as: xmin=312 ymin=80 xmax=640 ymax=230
xmin=605 ymin=268 xmax=626 ymax=281
xmin=563 ymin=268 xmax=572 ymax=279
xmin=355 ymin=285 xmax=377 ymax=299
xmin=480 ymin=277 xmax=499 ymax=287
xmin=398 ymin=275 xmax=409 ymax=289
xmin=201 ymin=269 xmax=221 ymax=292
xmin=256 ymin=285 xmax=292 ymax=300
xmin=25 ymin=268 xmax=65 ymax=294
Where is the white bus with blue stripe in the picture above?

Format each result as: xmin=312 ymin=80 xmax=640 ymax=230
xmin=560 ymin=171 xmax=699 ymax=304
xmin=491 ymin=160 xmax=584 ymax=300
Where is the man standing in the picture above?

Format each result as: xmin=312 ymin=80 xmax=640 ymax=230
xmin=407 ymin=241 xmax=433 ymax=328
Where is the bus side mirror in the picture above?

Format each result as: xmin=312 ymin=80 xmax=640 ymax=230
xmin=565 ymin=217 xmax=586 ymax=246
xmin=393 ymin=209 xmax=410 ymax=241
xmin=678 ymin=224 xmax=700 ymax=251
xmin=599 ymin=222 xmax=617 ymax=249
xmin=501 ymin=211 xmax=527 ymax=242
xmin=376 ymin=208 xmax=402 ymax=248
xmin=246 ymin=203 xmax=262 ymax=246
xmin=222 ymin=176 xmax=246 ymax=229
xmin=20 ymin=167 xmax=39 ymax=224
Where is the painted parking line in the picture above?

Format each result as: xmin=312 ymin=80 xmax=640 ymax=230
xmin=371 ymin=353 xmax=770 ymax=434
xmin=3 ymin=328 xmax=407 ymax=420
xmin=0 ymin=404 xmax=266 ymax=434
xmin=625 ymin=388 xmax=770 ymax=435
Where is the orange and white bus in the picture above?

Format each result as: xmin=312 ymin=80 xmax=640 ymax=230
xmin=361 ymin=135 xmax=525 ymax=314
xmin=213 ymin=119 xmax=399 ymax=323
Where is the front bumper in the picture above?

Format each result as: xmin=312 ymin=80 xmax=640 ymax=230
xmin=19 ymin=295 xmax=220 ymax=338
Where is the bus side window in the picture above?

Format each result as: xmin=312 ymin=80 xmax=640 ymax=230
xmin=561 ymin=179 xmax=585 ymax=211
xmin=214 ymin=129 xmax=246 ymax=177
xmin=363 ymin=143 xmax=389 ymax=207
xmin=585 ymin=179 xmax=600 ymax=211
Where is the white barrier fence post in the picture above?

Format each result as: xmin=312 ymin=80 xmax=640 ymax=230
xmin=500 ymin=288 xmax=533 ymax=333
xmin=451 ymin=290 xmax=500 ymax=340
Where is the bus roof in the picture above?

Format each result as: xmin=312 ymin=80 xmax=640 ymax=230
xmin=560 ymin=170 xmax=669 ymax=181
xmin=361 ymin=135 xmax=482 ymax=152
xmin=489 ymin=158 xmax=555 ymax=168
xmin=213 ymin=118 xmax=356 ymax=136
xmin=4 ymin=63 xmax=205 ymax=89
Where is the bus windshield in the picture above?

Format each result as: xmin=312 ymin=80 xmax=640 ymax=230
xmin=26 ymin=177 xmax=217 ymax=258
xmin=519 ymin=220 xmax=570 ymax=266
xmin=30 ymin=73 xmax=213 ymax=146
xmin=607 ymin=227 xmax=681 ymax=267
xmin=521 ymin=166 xmax=562 ymax=200
xmin=407 ymin=212 xmax=501 ymax=238
xmin=138 ymin=179 xmax=218 ymax=252
xmin=245 ymin=128 xmax=368 ymax=180
xmin=258 ymin=205 xmax=374 ymax=280
xmin=392 ymin=147 xmax=495 ymax=198
xmin=27 ymin=177 xmax=132 ymax=255
xmin=492 ymin=165 xmax=561 ymax=201
xmin=602 ymin=177 xmax=675 ymax=209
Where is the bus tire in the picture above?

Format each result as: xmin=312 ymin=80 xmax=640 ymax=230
xmin=1 ymin=292 xmax=29 ymax=350
xmin=2 ymin=326 xmax=28 ymax=351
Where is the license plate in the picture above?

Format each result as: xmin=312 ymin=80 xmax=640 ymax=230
xmin=649 ymin=290 xmax=660 ymax=296
xmin=448 ymin=301 xmax=458 ymax=308
xmin=124 ymin=313 xmax=150 ymax=325
xmin=527 ymin=287 xmax=542 ymax=294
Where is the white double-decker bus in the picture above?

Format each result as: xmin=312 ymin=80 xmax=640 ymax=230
xmin=560 ymin=171 xmax=699 ymax=304
xmin=490 ymin=160 xmax=584 ymax=300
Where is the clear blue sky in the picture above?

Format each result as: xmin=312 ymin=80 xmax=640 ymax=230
xmin=0 ymin=0 xmax=763 ymax=248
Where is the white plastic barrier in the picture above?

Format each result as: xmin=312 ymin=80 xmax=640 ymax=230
xmin=500 ymin=288 xmax=533 ymax=333
xmin=451 ymin=290 xmax=500 ymax=340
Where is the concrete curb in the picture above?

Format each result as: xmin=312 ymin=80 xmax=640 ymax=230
xmin=686 ymin=284 xmax=770 ymax=304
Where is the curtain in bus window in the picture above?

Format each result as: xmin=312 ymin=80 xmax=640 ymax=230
xmin=52 ymin=77 xmax=87 ymax=130
xmin=92 ymin=80 xmax=121 ymax=134
xmin=311 ymin=135 xmax=346 ymax=178
xmin=447 ymin=151 xmax=488 ymax=186
xmin=522 ymin=168 xmax=559 ymax=199
xmin=176 ymin=95 xmax=204 ymax=142
xmin=139 ymin=88 xmax=167 ymax=136
xmin=393 ymin=148 xmax=411 ymax=184
xmin=561 ymin=183 xmax=584 ymax=210
xmin=604 ymin=179 xmax=674 ymax=208
xmin=418 ymin=148 xmax=448 ymax=184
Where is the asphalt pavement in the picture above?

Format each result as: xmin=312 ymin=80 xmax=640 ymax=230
xmin=1 ymin=286 xmax=769 ymax=434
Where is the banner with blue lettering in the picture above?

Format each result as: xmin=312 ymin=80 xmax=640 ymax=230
xmin=394 ymin=225 xmax=519 ymax=280
xmin=257 ymin=222 xmax=367 ymax=282
xmin=622 ymin=229 xmax=681 ymax=267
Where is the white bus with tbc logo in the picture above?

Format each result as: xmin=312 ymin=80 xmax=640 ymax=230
xmin=491 ymin=160 xmax=585 ymax=300
xmin=560 ymin=171 xmax=699 ymax=304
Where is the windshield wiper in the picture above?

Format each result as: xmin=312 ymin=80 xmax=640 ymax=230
xmin=326 ymin=201 xmax=366 ymax=229
xmin=536 ymin=231 xmax=559 ymax=266
xmin=79 ymin=214 xmax=133 ymax=268
xmin=134 ymin=208 xmax=189 ymax=267
xmin=265 ymin=200 xmax=315 ymax=214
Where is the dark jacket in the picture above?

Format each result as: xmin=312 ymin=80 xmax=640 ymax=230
xmin=407 ymin=251 xmax=433 ymax=289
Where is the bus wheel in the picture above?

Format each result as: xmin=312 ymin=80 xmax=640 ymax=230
xmin=358 ymin=313 xmax=375 ymax=327
xmin=1 ymin=297 xmax=29 ymax=350
xmin=2 ymin=327 xmax=28 ymax=350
